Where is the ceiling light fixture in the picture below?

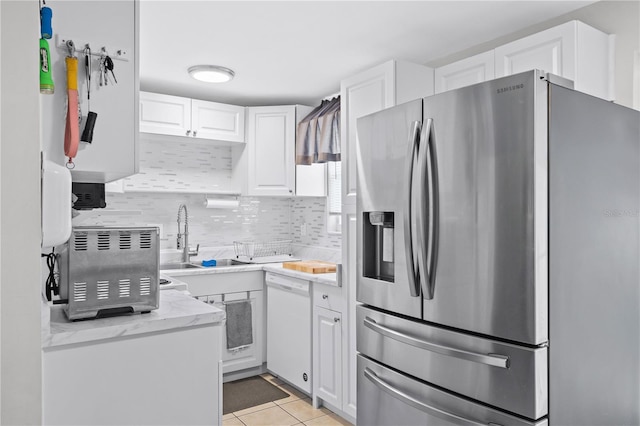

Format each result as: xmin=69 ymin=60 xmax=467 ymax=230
xmin=188 ymin=65 xmax=235 ymax=83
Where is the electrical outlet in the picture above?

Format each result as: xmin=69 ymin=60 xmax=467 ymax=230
xmin=300 ymin=223 xmax=307 ymax=236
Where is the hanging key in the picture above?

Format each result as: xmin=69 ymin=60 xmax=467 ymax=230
xmin=105 ymin=56 xmax=117 ymax=84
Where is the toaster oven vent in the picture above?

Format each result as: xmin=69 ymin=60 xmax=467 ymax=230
xmin=119 ymin=279 xmax=131 ymax=297
xmin=73 ymin=282 xmax=87 ymax=302
xmin=97 ymin=233 xmax=111 ymax=250
xmin=74 ymin=234 xmax=88 ymax=251
xmin=119 ymin=233 xmax=132 ymax=250
xmin=140 ymin=232 xmax=152 ymax=249
xmin=140 ymin=277 xmax=151 ymax=296
xmin=97 ymin=280 xmax=110 ymax=300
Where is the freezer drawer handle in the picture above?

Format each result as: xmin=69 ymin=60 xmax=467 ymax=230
xmin=364 ymin=367 xmax=503 ymax=426
xmin=404 ymin=120 xmax=421 ymax=297
xmin=364 ymin=317 xmax=510 ymax=369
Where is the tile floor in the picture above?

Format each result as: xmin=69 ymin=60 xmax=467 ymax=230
xmin=222 ymin=374 xmax=354 ymax=426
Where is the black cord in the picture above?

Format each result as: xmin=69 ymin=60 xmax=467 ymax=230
xmin=41 ymin=248 xmax=59 ymax=301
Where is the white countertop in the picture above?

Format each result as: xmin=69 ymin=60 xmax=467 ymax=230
xmin=42 ymin=289 xmax=225 ymax=349
xmin=162 ymin=261 xmax=339 ymax=287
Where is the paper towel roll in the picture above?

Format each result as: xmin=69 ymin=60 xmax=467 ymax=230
xmin=204 ymin=198 xmax=240 ymax=209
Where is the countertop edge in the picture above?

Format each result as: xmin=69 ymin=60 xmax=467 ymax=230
xmin=42 ymin=290 xmax=225 ymax=349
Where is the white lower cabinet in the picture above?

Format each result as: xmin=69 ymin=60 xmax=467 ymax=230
xmin=43 ymin=326 xmax=222 ymax=425
xmin=200 ymin=290 xmax=265 ymax=375
xmin=313 ymin=306 xmax=343 ymax=409
xmin=170 ymin=271 xmax=265 ymax=378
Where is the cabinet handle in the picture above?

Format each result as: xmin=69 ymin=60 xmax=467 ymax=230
xmin=193 ymin=130 xmax=197 ymax=137
xmin=186 ymin=130 xmax=191 ymax=136
xmin=334 ymin=317 xmax=340 ymax=323
xmin=322 ymin=294 xmax=329 ymax=300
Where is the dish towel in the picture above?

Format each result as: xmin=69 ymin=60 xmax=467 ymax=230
xmin=225 ymin=299 xmax=253 ymax=350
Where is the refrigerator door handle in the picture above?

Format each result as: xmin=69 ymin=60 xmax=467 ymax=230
xmin=364 ymin=367 xmax=504 ymax=426
xmin=417 ymin=118 xmax=440 ymax=300
xmin=426 ymin=118 xmax=440 ymax=299
xmin=364 ymin=316 xmax=510 ymax=368
xmin=404 ymin=121 xmax=421 ymax=297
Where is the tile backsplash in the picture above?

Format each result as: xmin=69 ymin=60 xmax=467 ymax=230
xmin=75 ymin=137 xmax=342 ymax=255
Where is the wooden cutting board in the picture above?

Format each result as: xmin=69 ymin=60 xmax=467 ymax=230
xmin=282 ymin=260 xmax=337 ymax=274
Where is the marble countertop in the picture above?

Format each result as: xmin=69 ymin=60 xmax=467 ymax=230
xmin=42 ymin=289 xmax=225 ymax=349
xmin=161 ymin=262 xmax=265 ymax=277
xmin=162 ymin=262 xmax=339 ymax=287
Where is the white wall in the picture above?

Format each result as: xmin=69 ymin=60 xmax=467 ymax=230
xmin=0 ymin=1 xmax=43 ymax=424
xmin=427 ymin=1 xmax=639 ymax=109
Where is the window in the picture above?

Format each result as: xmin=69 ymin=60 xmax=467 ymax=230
xmin=326 ymin=161 xmax=341 ymax=234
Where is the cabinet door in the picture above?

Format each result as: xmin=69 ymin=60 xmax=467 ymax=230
xmin=296 ymin=164 xmax=327 ymax=197
xmin=208 ymin=291 xmax=264 ymax=374
xmin=435 ymin=51 xmax=495 ymax=93
xmin=340 ymin=62 xmax=395 ymax=207
xmin=191 ymin=100 xmax=245 ymax=143
xmin=315 ymin=306 xmax=343 ymax=408
xmin=495 ymin=22 xmax=575 ymax=81
xmin=139 ymin=92 xmax=191 ymax=137
xmin=247 ymin=106 xmax=296 ymax=196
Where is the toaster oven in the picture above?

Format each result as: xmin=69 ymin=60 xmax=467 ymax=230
xmin=58 ymin=226 xmax=160 ymax=320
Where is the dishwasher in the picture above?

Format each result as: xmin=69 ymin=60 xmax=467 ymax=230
xmin=265 ymin=272 xmax=311 ymax=394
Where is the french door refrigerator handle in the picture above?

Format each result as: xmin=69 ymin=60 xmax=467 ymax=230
xmin=364 ymin=367 xmax=503 ymax=426
xmin=416 ymin=119 xmax=431 ymax=299
xmin=427 ymin=118 xmax=440 ymax=299
xmin=404 ymin=121 xmax=421 ymax=297
xmin=363 ymin=316 xmax=510 ymax=368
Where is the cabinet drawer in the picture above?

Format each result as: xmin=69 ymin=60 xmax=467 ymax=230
xmin=358 ymin=355 xmax=548 ymax=426
xmin=313 ymin=283 xmax=343 ymax=312
xmin=357 ymin=305 xmax=548 ymax=420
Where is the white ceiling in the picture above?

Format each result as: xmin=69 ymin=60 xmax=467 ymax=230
xmin=140 ymin=1 xmax=594 ymax=106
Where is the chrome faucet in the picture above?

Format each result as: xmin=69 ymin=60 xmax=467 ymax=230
xmin=177 ymin=203 xmax=198 ymax=263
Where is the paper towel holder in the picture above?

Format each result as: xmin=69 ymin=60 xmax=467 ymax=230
xmin=203 ymin=195 xmax=240 ymax=209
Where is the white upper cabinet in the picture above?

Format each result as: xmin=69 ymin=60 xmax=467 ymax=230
xmin=243 ymin=106 xmax=293 ymax=196
xmin=436 ymin=21 xmax=613 ymax=101
xmin=435 ymin=51 xmax=495 ymax=94
xmin=340 ymin=60 xmax=434 ymax=206
xmin=139 ymin=92 xmax=190 ymax=137
xmin=494 ymin=21 xmax=612 ymax=100
xmin=140 ymin=92 xmax=245 ymax=143
xmin=235 ymin=105 xmax=317 ymax=196
xmin=40 ymin=0 xmax=138 ymax=183
xmin=191 ymin=99 xmax=245 ymax=142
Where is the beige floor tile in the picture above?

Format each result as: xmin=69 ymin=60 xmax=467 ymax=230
xmin=280 ymin=398 xmax=331 ymax=422
xmin=222 ymin=416 xmax=244 ymax=426
xmin=273 ymin=384 xmax=306 ymax=405
xmin=261 ymin=373 xmax=286 ymax=386
xmin=238 ymin=405 xmax=299 ymax=426
xmin=303 ymin=415 xmax=346 ymax=426
xmin=233 ymin=401 xmax=277 ymax=417
xmin=325 ymin=412 xmax=354 ymax=426
xmin=222 ymin=413 xmax=237 ymax=420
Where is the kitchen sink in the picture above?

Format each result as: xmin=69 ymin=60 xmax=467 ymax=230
xmin=212 ymin=259 xmax=246 ymax=267
xmin=159 ymin=262 xmax=203 ymax=270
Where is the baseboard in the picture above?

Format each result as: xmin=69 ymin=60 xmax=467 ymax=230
xmin=222 ymin=364 xmax=267 ymax=383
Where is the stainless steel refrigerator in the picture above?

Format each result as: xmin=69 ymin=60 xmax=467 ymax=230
xmin=355 ymin=70 xmax=639 ymax=426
